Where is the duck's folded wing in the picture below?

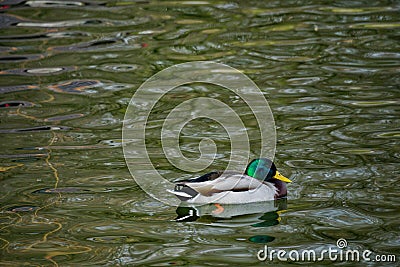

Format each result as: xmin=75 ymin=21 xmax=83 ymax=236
xmin=184 ymin=173 xmax=264 ymax=196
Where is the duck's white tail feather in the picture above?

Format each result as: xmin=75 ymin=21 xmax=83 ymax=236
xmin=166 ymin=189 xmax=192 ymax=198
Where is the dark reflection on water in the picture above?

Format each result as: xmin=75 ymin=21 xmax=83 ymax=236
xmin=0 ymin=0 xmax=399 ymax=266
xmin=175 ymin=200 xmax=287 ymax=244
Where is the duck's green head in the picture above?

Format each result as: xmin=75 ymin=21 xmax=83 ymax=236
xmin=245 ymin=158 xmax=292 ymax=183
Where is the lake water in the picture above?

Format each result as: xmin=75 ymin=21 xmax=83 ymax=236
xmin=0 ymin=0 xmax=399 ymax=266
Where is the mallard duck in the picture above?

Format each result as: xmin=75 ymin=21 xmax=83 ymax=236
xmin=167 ymin=158 xmax=291 ymax=204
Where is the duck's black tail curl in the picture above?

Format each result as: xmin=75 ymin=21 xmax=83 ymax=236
xmin=172 ymin=184 xmax=199 ymax=201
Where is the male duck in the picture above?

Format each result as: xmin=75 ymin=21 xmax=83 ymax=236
xmin=167 ymin=158 xmax=291 ymax=204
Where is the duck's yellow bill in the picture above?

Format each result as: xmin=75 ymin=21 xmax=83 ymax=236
xmin=274 ymin=171 xmax=292 ymax=183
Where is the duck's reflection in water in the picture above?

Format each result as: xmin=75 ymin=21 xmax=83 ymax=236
xmin=175 ymin=199 xmax=287 ymax=243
